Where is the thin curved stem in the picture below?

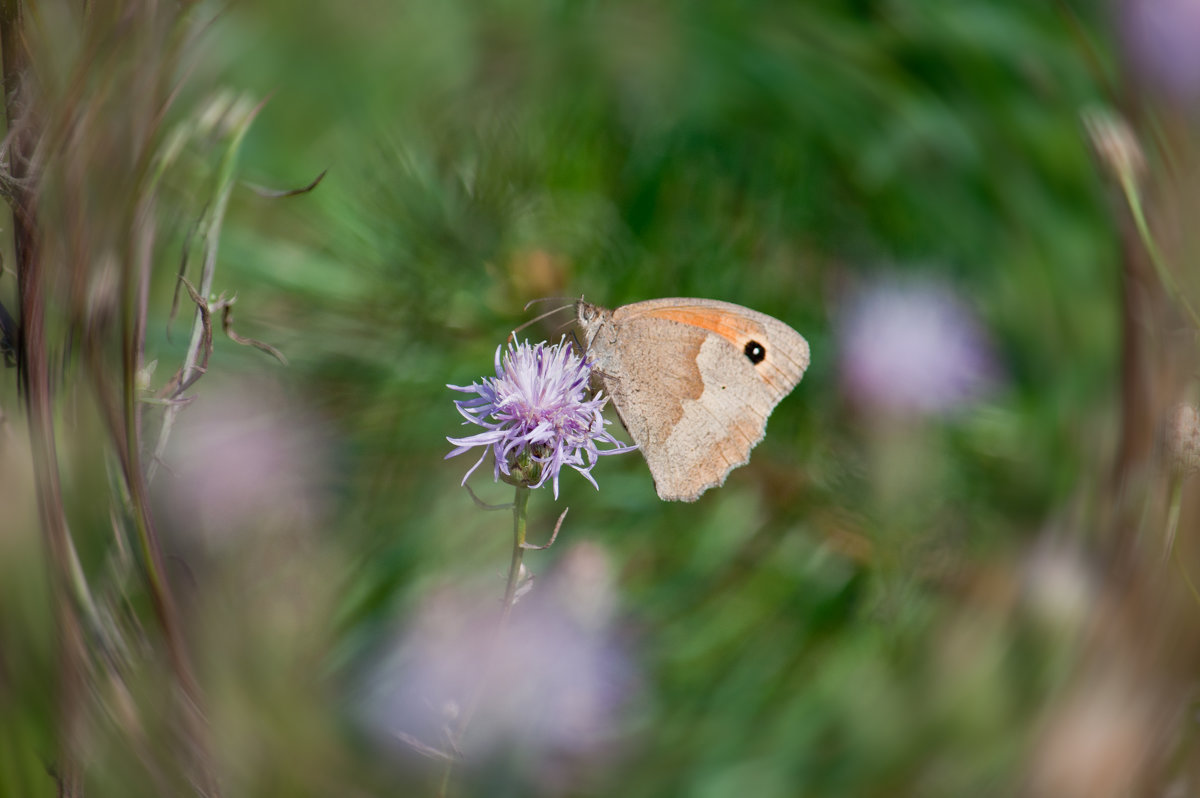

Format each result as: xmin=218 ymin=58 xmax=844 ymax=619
xmin=1122 ymin=174 xmax=1200 ymax=330
xmin=1165 ymin=475 xmax=1183 ymax=562
xmin=437 ymin=484 xmax=531 ymax=798
xmin=1166 ymin=477 xmax=1200 ymax=607
xmin=522 ymin=507 xmax=568 ymax=550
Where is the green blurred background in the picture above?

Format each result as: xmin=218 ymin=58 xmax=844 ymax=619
xmin=2 ymin=1 xmax=1151 ymax=796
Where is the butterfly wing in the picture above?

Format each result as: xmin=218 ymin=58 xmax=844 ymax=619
xmin=597 ymin=299 xmax=809 ymax=501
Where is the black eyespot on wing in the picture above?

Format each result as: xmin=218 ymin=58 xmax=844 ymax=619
xmin=744 ymin=340 xmax=766 ymax=365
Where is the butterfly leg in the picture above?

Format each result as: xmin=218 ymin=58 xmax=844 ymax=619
xmin=566 ymin=328 xmax=587 ymax=355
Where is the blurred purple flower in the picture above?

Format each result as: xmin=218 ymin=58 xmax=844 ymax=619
xmin=838 ymin=279 xmax=999 ymax=416
xmin=446 ymin=337 xmax=636 ymax=498
xmin=159 ymin=379 xmax=330 ymax=544
xmin=362 ymin=543 xmax=637 ymax=770
xmin=1120 ymin=0 xmax=1200 ymax=102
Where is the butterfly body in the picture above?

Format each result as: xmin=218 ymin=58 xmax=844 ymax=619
xmin=576 ymin=298 xmax=810 ymax=502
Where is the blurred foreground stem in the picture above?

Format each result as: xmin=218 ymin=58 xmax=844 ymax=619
xmin=148 ymin=93 xmax=258 ymax=484
xmin=0 ymin=1 xmax=87 ymax=792
xmin=1120 ymin=171 xmax=1200 ymax=330
xmin=0 ymin=2 xmax=223 ymax=791
xmin=1166 ymin=478 xmax=1200 ymax=606
xmin=437 ymin=484 xmax=530 ymax=798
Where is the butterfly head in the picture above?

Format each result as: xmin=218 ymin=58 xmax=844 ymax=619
xmin=574 ymin=298 xmax=612 ymax=341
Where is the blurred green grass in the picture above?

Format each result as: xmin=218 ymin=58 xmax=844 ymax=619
xmin=1 ymin=1 xmax=1131 ymax=795
xmin=212 ymin=1 xmax=1116 ymax=794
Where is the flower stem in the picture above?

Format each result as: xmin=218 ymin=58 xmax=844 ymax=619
xmin=437 ymin=484 xmax=531 ymax=798
xmin=1121 ymin=174 xmax=1200 ymax=330
xmin=1166 ymin=477 xmax=1200 ymax=607
xmin=502 ymin=486 xmax=530 ymax=619
xmin=1165 ymin=475 xmax=1183 ymax=562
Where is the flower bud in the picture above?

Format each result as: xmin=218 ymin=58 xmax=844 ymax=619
xmin=1083 ymin=108 xmax=1146 ymax=189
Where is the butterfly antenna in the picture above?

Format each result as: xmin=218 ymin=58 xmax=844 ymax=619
xmin=522 ymin=296 xmax=573 ymax=312
xmin=507 ymin=301 xmax=576 ymax=342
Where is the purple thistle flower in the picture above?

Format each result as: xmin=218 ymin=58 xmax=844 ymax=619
xmin=838 ymin=278 xmax=1000 ymax=416
xmin=446 ymin=337 xmax=636 ymax=498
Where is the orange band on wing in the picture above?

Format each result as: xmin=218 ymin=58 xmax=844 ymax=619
xmin=638 ymin=307 xmax=762 ymax=345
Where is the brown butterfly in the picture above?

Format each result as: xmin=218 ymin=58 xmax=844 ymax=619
xmin=577 ymin=298 xmax=810 ymax=501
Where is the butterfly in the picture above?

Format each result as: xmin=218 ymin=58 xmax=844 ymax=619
xmin=577 ymin=298 xmax=809 ymax=501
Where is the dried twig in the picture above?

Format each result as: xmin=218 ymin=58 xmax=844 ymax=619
xmin=221 ymin=299 xmax=287 ymax=364
xmin=167 ymin=206 xmax=208 ymax=338
xmin=243 ymin=167 xmax=326 ymax=198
